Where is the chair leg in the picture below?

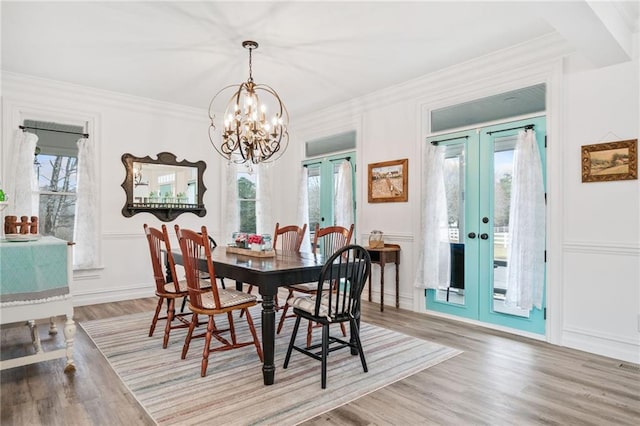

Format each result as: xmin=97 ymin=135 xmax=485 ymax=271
xmin=277 ymin=289 xmax=295 ymax=334
xmin=227 ymin=312 xmax=236 ymax=344
xmin=180 ymin=296 xmax=187 ymax=313
xmin=181 ymin=313 xmax=198 ymax=360
xmin=306 ymin=320 xmax=314 ymax=348
xmin=162 ymin=298 xmax=175 ymax=349
xmin=201 ymin=316 xmax=214 ymax=377
xmin=149 ymin=297 xmax=164 ymax=337
xmin=351 ymin=318 xmax=368 ymax=373
xmin=243 ymin=308 xmax=263 ymax=362
xmin=283 ymin=316 xmax=302 ymax=368
xmin=321 ymin=323 xmax=329 ymax=389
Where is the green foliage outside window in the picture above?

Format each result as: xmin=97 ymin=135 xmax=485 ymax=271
xmin=238 ymin=176 xmax=256 ymax=233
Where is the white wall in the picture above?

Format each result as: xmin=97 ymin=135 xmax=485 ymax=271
xmin=272 ymin=33 xmax=639 ymax=363
xmin=560 ymin=58 xmax=640 ymax=362
xmin=1 ymin=72 xmax=222 ymax=305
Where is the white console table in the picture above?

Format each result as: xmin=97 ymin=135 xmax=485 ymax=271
xmin=0 ymin=236 xmax=76 ymax=372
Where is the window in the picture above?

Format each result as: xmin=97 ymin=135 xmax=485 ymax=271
xmin=37 ymin=152 xmax=77 ymax=240
xmin=25 ymin=120 xmax=83 ymax=241
xmin=237 ymin=170 xmax=257 ymax=234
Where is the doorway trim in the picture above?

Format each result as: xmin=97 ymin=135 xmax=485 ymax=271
xmin=415 ymin=60 xmax=564 ymax=345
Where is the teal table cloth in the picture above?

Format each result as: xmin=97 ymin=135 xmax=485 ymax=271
xmin=0 ymin=236 xmax=69 ymax=303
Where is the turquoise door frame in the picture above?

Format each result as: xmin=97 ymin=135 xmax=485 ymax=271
xmin=426 ymin=117 xmax=546 ymax=335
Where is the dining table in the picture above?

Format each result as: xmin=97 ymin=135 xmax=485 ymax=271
xmin=170 ymin=247 xmax=326 ymax=385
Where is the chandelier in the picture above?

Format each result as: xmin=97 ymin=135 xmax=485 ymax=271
xmin=208 ymin=40 xmax=289 ymax=165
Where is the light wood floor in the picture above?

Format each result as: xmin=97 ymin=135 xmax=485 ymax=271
xmin=1 ymin=297 xmax=639 ymax=425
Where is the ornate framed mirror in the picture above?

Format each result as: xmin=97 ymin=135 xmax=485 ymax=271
xmin=121 ymin=152 xmax=206 ymax=221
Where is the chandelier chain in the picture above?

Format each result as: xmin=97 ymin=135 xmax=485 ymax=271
xmin=248 ymin=45 xmax=253 ymax=83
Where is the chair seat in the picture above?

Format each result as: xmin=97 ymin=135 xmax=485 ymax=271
xmin=288 ymin=282 xmax=332 ymax=293
xmin=162 ymin=279 xmax=210 ymax=294
xmin=288 ymin=293 xmax=352 ymax=322
xmin=201 ymin=288 xmax=257 ymax=309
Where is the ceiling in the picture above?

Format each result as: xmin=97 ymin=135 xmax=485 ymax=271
xmin=2 ymin=1 xmax=638 ymax=119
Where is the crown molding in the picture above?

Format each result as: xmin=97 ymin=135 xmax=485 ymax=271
xmin=2 ymin=71 xmax=208 ymax=122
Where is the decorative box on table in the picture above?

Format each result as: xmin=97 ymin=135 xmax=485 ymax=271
xmin=227 ymin=232 xmax=274 ymax=257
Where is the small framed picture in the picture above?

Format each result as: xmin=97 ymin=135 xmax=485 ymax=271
xmin=368 ymin=158 xmax=408 ymax=203
xmin=581 ymin=139 xmax=637 ymax=183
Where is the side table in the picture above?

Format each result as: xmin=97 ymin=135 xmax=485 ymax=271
xmin=366 ymin=244 xmax=400 ymax=312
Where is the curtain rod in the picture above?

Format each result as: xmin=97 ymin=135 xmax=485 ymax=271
xmin=19 ymin=125 xmax=89 ymax=138
xmin=486 ymin=124 xmax=534 ymax=136
xmin=431 ymin=135 xmax=468 ymax=146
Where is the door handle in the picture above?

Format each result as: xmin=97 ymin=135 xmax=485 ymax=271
xmin=480 ymin=233 xmax=489 ymax=240
xmin=467 ymin=232 xmax=476 ymax=239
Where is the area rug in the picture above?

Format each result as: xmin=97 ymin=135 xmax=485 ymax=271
xmin=81 ymin=309 xmax=461 ymax=425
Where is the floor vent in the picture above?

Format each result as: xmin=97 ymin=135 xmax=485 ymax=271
xmin=618 ymin=363 xmax=640 ymax=372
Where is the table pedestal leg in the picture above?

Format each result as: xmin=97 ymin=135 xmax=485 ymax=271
xmin=261 ymin=294 xmax=276 ymax=385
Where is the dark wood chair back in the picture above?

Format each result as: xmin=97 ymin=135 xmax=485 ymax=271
xmin=312 ymin=223 xmax=354 ymax=257
xmin=143 ymin=224 xmax=182 ymax=294
xmin=175 ymin=225 xmax=221 ymax=311
xmin=315 ymin=244 xmax=371 ymax=321
xmin=273 ymin=222 xmax=307 ymax=252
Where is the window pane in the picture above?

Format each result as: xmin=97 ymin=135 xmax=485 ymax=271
xmin=237 ymin=172 xmax=257 ymax=233
xmin=239 ymin=200 xmax=256 ymax=233
xmin=37 ymin=154 xmax=77 ymax=192
xmin=39 ymin=194 xmax=76 ymax=240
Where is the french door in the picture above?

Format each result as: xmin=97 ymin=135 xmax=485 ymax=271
xmin=304 ymin=152 xmax=356 ymax=238
xmin=425 ymin=117 xmax=546 ymax=334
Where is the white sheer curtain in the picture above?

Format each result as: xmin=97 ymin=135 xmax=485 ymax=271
xmin=256 ymin=163 xmax=273 ymax=235
xmin=505 ymin=129 xmax=545 ymax=310
xmin=223 ymin=162 xmax=239 ymax=244
xmin=296 ymin=167 xmax=311 ymax=253
xmin=7 ymin=130 xmax=39 ymax=217
xmin=73 ymin=138 xmax=99 ymax=268
xmin=335 ymin=160 xmax=354 ymax=229
xmin=414 ymin=142 xmax=450 ymax=289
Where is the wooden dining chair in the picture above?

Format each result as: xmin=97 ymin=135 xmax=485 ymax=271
xmin=245 ymin=222 xmax=307 ymax=298
xmin=144 ymin=223 xmax=193 ymax=349
xmin=283 ymin=244 xmax=371 ymax=388
xmin=175 ymin=225 xmax=263 ymax=377
xmin=277 ymin=223 xmax=354 ymax=347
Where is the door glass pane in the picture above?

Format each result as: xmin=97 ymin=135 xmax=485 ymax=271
xmin=307 ymin=164 xmax=321 ymax=237
xmin=332 ymin=162 xmax=341 ymax=223
xmin=437 ymin=142 xmax=466 ymax=305
xmin=493 ymin=138 xmax=529 ymax=317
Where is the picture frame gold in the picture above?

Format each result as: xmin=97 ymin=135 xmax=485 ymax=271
xmin=581 ymin=139 xmax=637 ymax=183
xmin=368 ymin=158 xmax=408 ymax=203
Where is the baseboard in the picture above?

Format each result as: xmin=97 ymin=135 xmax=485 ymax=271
xmin=562 ymin=327 xmax=640 ymax=364
xmin=71 ymin=286 xmax=152 ymax=307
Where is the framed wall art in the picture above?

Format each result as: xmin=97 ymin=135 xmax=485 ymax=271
xmin=581 ymin=139 xmax=637 ymax=183
xmin=368 ymin=158 xmax=408 ymax=203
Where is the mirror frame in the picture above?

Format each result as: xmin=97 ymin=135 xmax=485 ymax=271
xmin=121 ymin=152 xmax=207 ymax=222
